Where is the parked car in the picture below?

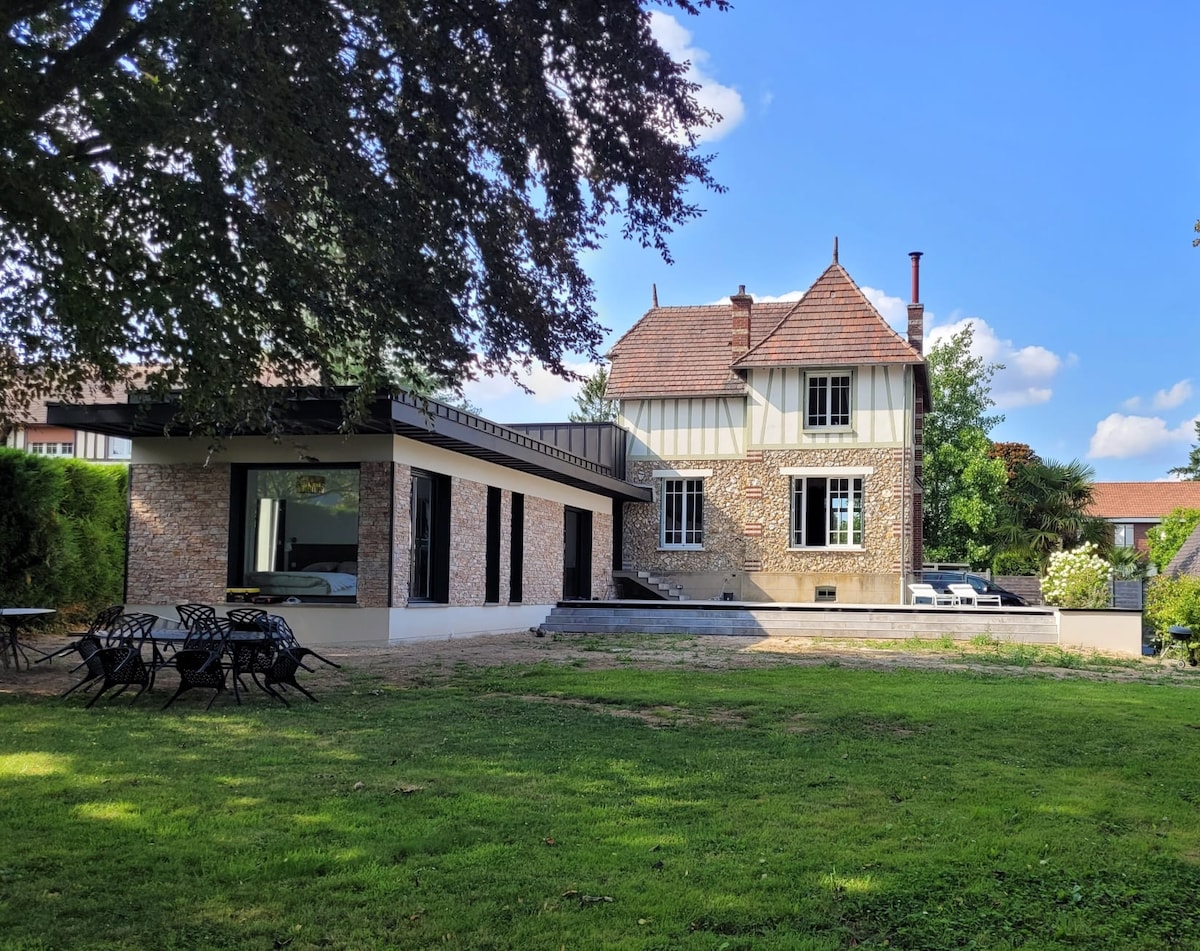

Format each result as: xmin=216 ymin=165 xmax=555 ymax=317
xmin=920 ymin=571 xmax=1028 ymax=607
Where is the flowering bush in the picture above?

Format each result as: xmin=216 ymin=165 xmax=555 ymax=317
xmin=1041 ymin=543 xmax=1111 ymax=609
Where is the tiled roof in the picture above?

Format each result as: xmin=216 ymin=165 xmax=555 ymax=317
xmin=1086 ymin=481 xmax=1200 ymax=519
xmin=606 ymin=301 xmax=796 ymax=399
xmin=605 ymin=262 xmax=922 ymax=399
xmin=1167 ymin=522 xmax=1200 ymax=577
xmin=734 ymin=264 xmax=922 ymax=369
xmin=13 ymin=378 xmax=136 ymax=426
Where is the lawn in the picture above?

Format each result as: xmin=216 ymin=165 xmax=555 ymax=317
xmin=3 ymin=640 xmax=1200 ymax=949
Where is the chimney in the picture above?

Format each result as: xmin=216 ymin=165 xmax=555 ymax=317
xmin=730 ymin=284 xmax=752 ymax=359
xmin=907 ymin=252 xmax=924 ymax=354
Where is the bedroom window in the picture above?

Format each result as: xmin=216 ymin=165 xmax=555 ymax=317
xmin=231 ymin=466 xmax=361 ymax=602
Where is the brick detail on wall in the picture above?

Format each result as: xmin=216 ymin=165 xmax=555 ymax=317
xmin=744 ymin=522 xmax=763 ymax=537
xmin=523 ymin=495 xmax=564 ymax=604
xmin=128 ymin=463 xmax=231 ymax=604
xmin=357 ymin=462 xmax=393 ymax=608
xmin=745 ymin=485 xmax=763 ymax=499
xmin=449 ymin=477 xmax=488 ymax=606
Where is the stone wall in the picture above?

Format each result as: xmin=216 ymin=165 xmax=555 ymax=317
xmin=392 ymin=463 xmax=412 ymax=606
xmin=449 ymin=477 xmax=488 ymax=606
xmin=624 ymin=447 xmax=913 ymax=603
xmin=357 ymin=462 xmax=393 ymax=608
xmin=591 ymin=510 xmax=614 ymax=598
xmin=523 ymin=495 xmax=564 ymax=605
xmin=128 ymin=463 xmax=231 ymax=604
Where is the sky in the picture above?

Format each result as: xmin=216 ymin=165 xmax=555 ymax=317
xmin=461 ymin=1 xmax=1200 ymax=483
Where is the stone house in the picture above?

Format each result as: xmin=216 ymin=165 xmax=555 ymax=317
xmin=605 ymin=247 xmax=929 ymax=604
xmin=49 ymin=391 xmax=648 ymax=647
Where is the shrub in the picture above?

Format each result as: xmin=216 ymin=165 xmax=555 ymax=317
xmin=1144 ymin=574 xmax=1200 ymax=643
xmin=0 ymin=449 xmax=126 ymax=621
xmin=1041 ymin=542 xmax=1110 ymax=609
xmin=1147 ymin=507 xmax=1200 ymax=573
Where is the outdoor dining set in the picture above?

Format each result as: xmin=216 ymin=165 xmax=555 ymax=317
xmin=25 ymin=604 xmax=340 ymax=710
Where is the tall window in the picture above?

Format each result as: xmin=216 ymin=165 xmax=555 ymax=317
xmin=661 ymin=478 xmax=704 ymax=548
xmin=410 ymin=470 xmax=450 ymax=602
xmin=791 ymin=476 xmax=864 ymax=548
xmin=233 ymin=466 xmax=360 ymax=601
xmin=806 ymin=373 xmax=852 ymax=428
xmin=1114 ymin=523 xmax=1134 ymax=548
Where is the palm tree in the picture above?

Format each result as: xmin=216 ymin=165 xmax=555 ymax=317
xmin=994 ymin=458 xmax=1108 ymax=570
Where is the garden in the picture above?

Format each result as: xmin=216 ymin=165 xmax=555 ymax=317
xmin=4 ymin=631 xmax=1200 ymax=950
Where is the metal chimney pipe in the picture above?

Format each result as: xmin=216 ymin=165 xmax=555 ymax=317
xmin=909 ymin=251 xmax=923 ymax=304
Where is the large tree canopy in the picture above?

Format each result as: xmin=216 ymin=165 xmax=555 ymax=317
xmin=1 ymin=0 xmax=727 ymax=434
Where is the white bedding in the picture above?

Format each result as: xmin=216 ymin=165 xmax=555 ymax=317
xmin=246 ymin=570 xmax=358 ymax=596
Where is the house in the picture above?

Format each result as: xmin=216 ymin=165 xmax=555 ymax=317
xmin=604 ymin=246 xmax=929 ymax=604
xmin=48 ymin=390 xmax=650 ymax=647
xmin=1086 ymin=482 xmax=1200 ymax=552
xmin=4 ymin=384 xmax=134 ymax=462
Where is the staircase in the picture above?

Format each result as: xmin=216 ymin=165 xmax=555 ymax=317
xmin=612 ymin=570 xmax=687 ymax=601
xmin=539 ymin=600 xmax=1061 ymax=644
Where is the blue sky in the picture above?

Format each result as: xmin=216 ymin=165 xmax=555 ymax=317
xmin=462 ymin=1 xmax=1200 ymax=483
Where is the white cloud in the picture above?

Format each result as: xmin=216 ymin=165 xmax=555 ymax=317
xmin=1153 ymin=379 xmax=1193 ymax=410
xmin=1088 ymin=413 xmax=1199 ymax=460
xmin=649 ymin=13 xmax=744 ymax=144
xmin=461 ymin=359 xmax=598 ymax=409
xmin=1123 ymin=395 xmax=1143 ymax=411
xmin=708 ymin=290 xmax=803 ymax=305
xmin=926 ymin=317 xmax=1063 ymax=409
xmin=861 ymin=286 xmax=909 ymax=330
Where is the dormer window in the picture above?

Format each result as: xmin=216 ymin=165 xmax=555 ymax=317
xmin=806 ymin=372 xmax=852 ymax=428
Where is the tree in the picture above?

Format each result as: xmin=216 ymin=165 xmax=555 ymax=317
xmin=922 ymin=325 xmax=1007 ymax=566
xmin=1147 ymin=507 xmax=1200 ymax=573
xmin=989 ymin=442 xmax=1040 ymax=483
xmin=993 ymin=458 xmax=1108 ymax=570
xmin=1168 ymin=421 xmax=1200 ymax=480
xmin=0 ymin=0 xmax=729 ymax=435
xmin=568 ymin=365 xmax=617 ymax=423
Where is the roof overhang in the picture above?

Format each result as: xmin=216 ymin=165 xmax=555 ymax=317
xmin=47 ymin=392 xmax=651 ymax=503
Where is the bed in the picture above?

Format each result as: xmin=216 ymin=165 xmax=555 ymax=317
xmin=247 ymin=557 xmax=358 ymax=597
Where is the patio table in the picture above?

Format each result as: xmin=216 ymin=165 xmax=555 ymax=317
xmin=0 ymin=608 xmax=56 ymax=669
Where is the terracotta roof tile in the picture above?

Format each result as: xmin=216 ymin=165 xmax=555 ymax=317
xmin=1086 ymin=482 xmax=1200 ymax=519
xmin=606 ymin=262 xmax=921 ymax=399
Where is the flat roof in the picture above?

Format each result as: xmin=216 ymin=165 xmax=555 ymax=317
xmin=47 ymin=390 xmax=651 ymax=503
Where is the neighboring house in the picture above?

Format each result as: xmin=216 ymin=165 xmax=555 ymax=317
xmin=48 ymin=390 xmax=650 ymax=647
xmin=604 ymin=247 xmax=929 ymax=604
xmin=1086 ymin=482 xmax=1200 ymax=553
xmin=1165 ymin=522 xmax=1200 ymax=577
xmin=4 ymin=382 xmax=134 ymax=463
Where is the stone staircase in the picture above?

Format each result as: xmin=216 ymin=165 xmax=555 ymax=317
xmin=539 ymin=600 xmax=1061 ymax=644
xmin=611 ymin=570 xmax=687 ymax=601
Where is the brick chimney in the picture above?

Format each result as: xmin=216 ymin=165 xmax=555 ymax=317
xmin=731 ymin=284 xmax=752 ymax=359
xmin=907 ymin=252 xmax=924 ymax=354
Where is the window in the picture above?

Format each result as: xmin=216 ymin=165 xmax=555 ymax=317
xmin=410 ymin=470 xmax=450 ymax=602
xmin=661 ymin=478 xmax=704 ymax=548
xmin=28 ymin=443 xmax=45 ymax=454
xmin=232 ymin=466 xmax=360 ymax=602
xmin=509 ymin=493 xmax=524 ymax=603
xmin=1114 ymin=523 xmax=1134 ymax=548
xmin=806 ymin=373 xmax=852 ymax=428
xmin=791 ymin=476 xmax=864 ymax=548
xmin=108 ymin=437 xmax=132 ymax=460
xmin=484 ymin=486 xmax=501 ymax=603
xmin=60 ymin=442 xmax=74 ymax=456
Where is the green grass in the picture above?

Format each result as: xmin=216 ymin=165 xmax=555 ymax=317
xmin=5 ymin=656 xmax=1200 ymax=949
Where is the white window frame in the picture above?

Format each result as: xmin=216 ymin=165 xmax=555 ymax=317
xmin=60 ymin=442 xmax=74 ymax=456
xmin=788 ymin=473 xmax=866 ymax=549
xmin=1114 ymin=523 xmax=1134 ymax=548
xmin=659 ymin=477 xmax=705 ymax=550
xmin=108 ymin=437 xmax=132 ymax=460
xmin=805 ymin=370 xmax=853 ymax=429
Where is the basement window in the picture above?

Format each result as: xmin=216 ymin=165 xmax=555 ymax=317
xmin=815 ymin=586 xmax=837 ymax=602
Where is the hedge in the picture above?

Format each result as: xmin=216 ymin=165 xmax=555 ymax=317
xmin=0 ymin=448 xmax=126 ymax=625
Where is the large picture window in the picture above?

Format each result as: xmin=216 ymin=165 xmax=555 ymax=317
xmin=661 ymin=478 xmax=704 ymax=548
xmin=806 ymin=372 xmax=852 ymax=428
xmin=791 ymin=476 xmax=864 ymax=548
xmin=233 ymin=466 xmax=360 ymax=601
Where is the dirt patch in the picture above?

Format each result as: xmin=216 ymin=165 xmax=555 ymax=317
xmin=1 ymin=629 xmax=1193 ymax=701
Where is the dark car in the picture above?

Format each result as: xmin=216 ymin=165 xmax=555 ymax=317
xmin=920 ymin=571 xmax=1028 ymax=607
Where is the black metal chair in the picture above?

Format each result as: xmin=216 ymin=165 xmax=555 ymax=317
xmin=175 ymin=603 xmax=217 ymax=630
xmin=38 ymin=604 xmax=124 ymax=664
xmin=262 ymin=615 xmax=341 ymax=670
xmin=226 ymin=607 xmax=268 ymax=631
xmin=60 ymin=633 xmax=156 ymax=708
xmin=228 ymin=631 xmax=284 ymax=704
xmin=162 ymin=616 xmax=232 ymax=710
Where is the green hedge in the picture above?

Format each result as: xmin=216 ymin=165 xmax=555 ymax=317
xmin=0 ymin=448 xmax=126 ymax=624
